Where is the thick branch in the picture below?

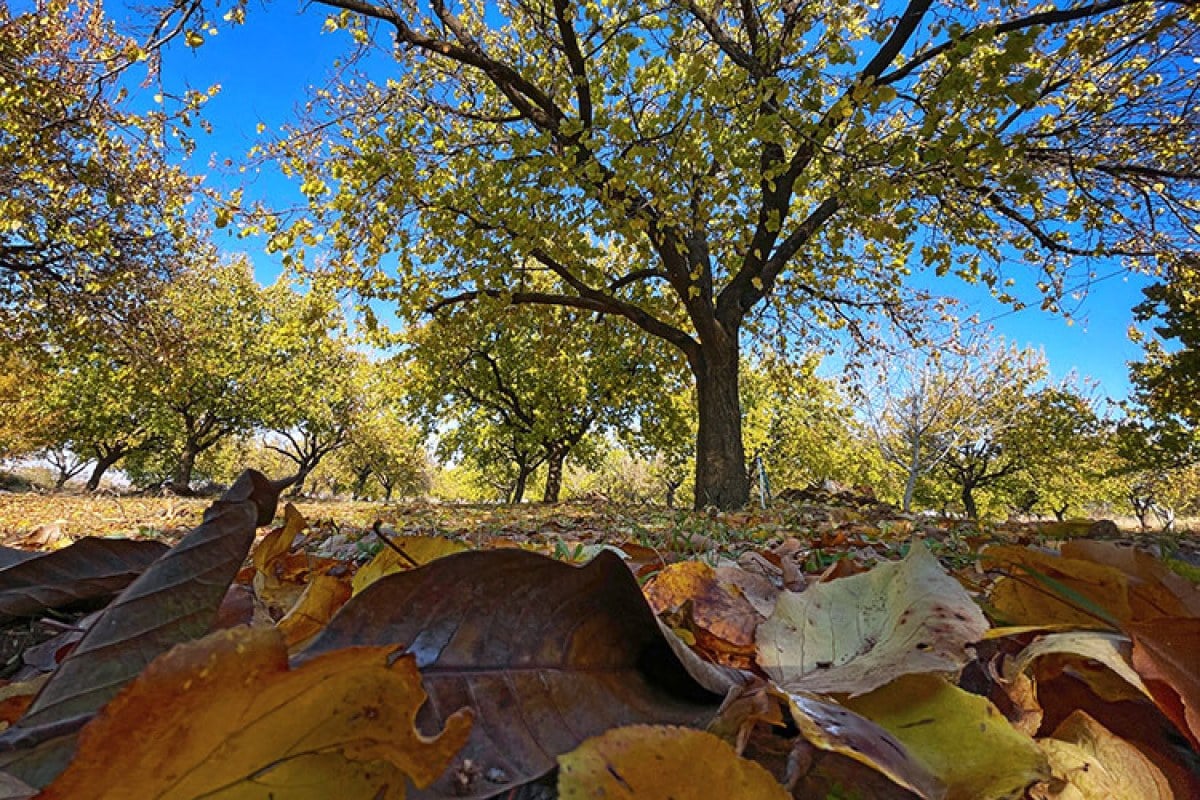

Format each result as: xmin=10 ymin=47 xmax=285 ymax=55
xmin=880 ymin=0 xmax=1152 ymax=86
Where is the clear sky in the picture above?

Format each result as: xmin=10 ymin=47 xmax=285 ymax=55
xmin=143 ymin=3 xmax=1154 ymax=404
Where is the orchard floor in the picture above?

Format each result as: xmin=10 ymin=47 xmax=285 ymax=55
xmin=1 ymin=486 xmax=1197 ymax=577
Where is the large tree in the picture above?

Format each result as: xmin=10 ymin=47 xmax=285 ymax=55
xmin=198 ymin=0 xmax=1196 ymax=508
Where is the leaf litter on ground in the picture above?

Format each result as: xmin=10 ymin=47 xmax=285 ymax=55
xmin=0 ymin=478 xmax=1196 ymax=797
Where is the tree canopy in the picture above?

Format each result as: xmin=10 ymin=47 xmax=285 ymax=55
xmin=182 ymin=0 xmax=1200 ymax=508
xmin=0 ymin=0 xmax=199 ymax=330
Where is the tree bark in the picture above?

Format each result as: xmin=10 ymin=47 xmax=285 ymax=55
xmin=692 ymin=330 xmax=748 ymax=510
xmin=542 ymin=442 xmax=569 ymax=503
xmin=86 ymin=449 xmax=126 ymax=492
xmin=288 ymin=462 xmax=315 ymax=498
xmin=902 ymin=437 xmax=921 ymax=512
xmin=509 ymin=466 xmax=531 ymax=504
xmin=961 ymin=484 xmax=978 ymax=519
xmin=171 ymin=444 xmax=199 ymax=494
xmin=351 ymin=467 xmax=372 ymax=500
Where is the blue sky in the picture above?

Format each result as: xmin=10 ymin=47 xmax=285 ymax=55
xmin=144 ymin=3 xmax=1153 ymax=404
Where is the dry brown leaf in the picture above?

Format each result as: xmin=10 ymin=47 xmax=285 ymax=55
xmin=1061 ymin=541 xmax=1200 ymax=621
xmin=301 ymin=549 xmax=733 ymax=798
xmin=1128 ymin=618 xmax=1200 ymax=750
xmin=39 ymin=626 xmax=472 ymax=800
xmin=644 ymin=560 xmax=762 ymax=667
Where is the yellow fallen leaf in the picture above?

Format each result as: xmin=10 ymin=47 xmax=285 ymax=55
xmin=1031 ymin=711 xmax=1172 ymax=800
xmin=40 ymin=626 xmax=472 ymax=800
xmin=557 ymin=725 xmax=789 ymax=799
xmin=785 ymin=691 xmax=945 ymax=799
xmin=757 ymin=541 xmax=989 ymax=696
xmin=276 ymin=574 xmax=353 ymax=649
xmin=983 ymin=545 xmax=1131 ymax=628
xmin=844 ymin=674 xmax=1049 ymax=800
xmin=251 ymin=502 xmax=306 ymax=575
xmin=1007 ymin=631 xmax=1153 ymax=705
xmin=351 ymin=535 xmax=468 ymax=594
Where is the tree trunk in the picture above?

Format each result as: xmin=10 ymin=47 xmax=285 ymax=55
xmin=664 ymin=477 xmax=682 ymax=509
xmin=86 ymin=450 xmax=126 ymax=492
xmin=171 ymin=445 xmax=199 ymax=494
xmin=288 ymin=462 xmax=315 ymax=498
xmin=961 ymin=484 xmax=978 ymax=519
xmin=692 ymin=331 xmax=748 ymax=510
xmin=542 ymin=443 xmax=567 ymax=503
xmin=351 ymin=467 xmax=372 ymax=500
xmin=509 ymin=466 xmax=530 ymax=504
xmin=902 ymin=437 xmax=921 ymax=512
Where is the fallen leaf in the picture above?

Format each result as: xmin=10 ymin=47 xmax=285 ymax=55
xmin=39 ymin=626 xmax=472 ymax=800
xmin=0 ymin=538 xmax=167 ymax=623
xmin=757 ymin=541 xmax=989 ymax=695
xmin=1061 ymin=540 xmax=1200 ymax=621
xmin=1007 ymin=631 xmax=1153 ymax=704
xmin=557 ymin=725 xmax=789 ymax=799
xmin=301 ymin=549 xmax=732 ymax=798
xmin=350 ymin=535 xmax=468 ymax=595
xmin=250 ymin=501 xmax=307 ymax=574
xmin=844 ymin=674 xmax=1049 ymax=800
xmin=644 ymin=560 xmax=763 ymax=667
xmin=786 ymin=691 xmax=945 ymax=799
xmin=1031 ymin=710 xmax=1172 ymax=800
xmin=983 ymin=546 xmax=1129 ymax=628
xmin=276 ymin=574 xmax=352 ymax=649
xmin=1128 ymin=617 xmax=1200 ymax=750
xmin=0 ymin=470 xmax=283 ymax=787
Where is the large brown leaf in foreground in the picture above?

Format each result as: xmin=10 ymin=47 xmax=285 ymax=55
xmin=0 ymin=470 xmax=284 ymax=788
xmin=300 ymin=549 xmax=734 ymax=799
xmin=40 ymin=626 xmax=470 ymax=799
xmin=0 ymin=537 xmax=168 ymax=623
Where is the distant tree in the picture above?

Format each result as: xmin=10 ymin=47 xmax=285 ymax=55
xmin=258 ymin=282 xmax=365 ymax=496
xmin=994 ymin=387 xmax=1121 ymax=520
xmin=192 ymin=0 xmax=1199 ymax=508
xmin=862 ymin=335 xmax=1046 ymax=511
xmin=1123 ymin=255 xmax=1200 ymax=470
xmin=406 ymin=302 xmax=688 ymax=502
xmin=134 ymin=256 xmax=286 ymax=492
xmin=741 ymin=354 xmax=880 ymax=494
xmin=335 ymin=406 xmax=431 ymax=502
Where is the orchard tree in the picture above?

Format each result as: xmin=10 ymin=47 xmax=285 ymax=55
xmin=406 ymin=301 xmax=689 ymax=502
xmin=996 ymin=387 xmax=1120 ymax=519
xmin=1123 ymin=255 xmax=1200 ymax=469
xmin=138 ymin=255 xmax=285 ymax=492
xmin=259 ymin=282 xmax=365 ymax=496
xmin=187 ymin=0 xmax=1197 ymax=508
xmin=741 ymin=353 xmax=881 ymax=493
xmin=861 ymin=335 xmax=1047 ymax=511
xmin=0 ymin=0 xmax=200 ymax=332
xmin=37 ymin=348 xmax=162 ymax=491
